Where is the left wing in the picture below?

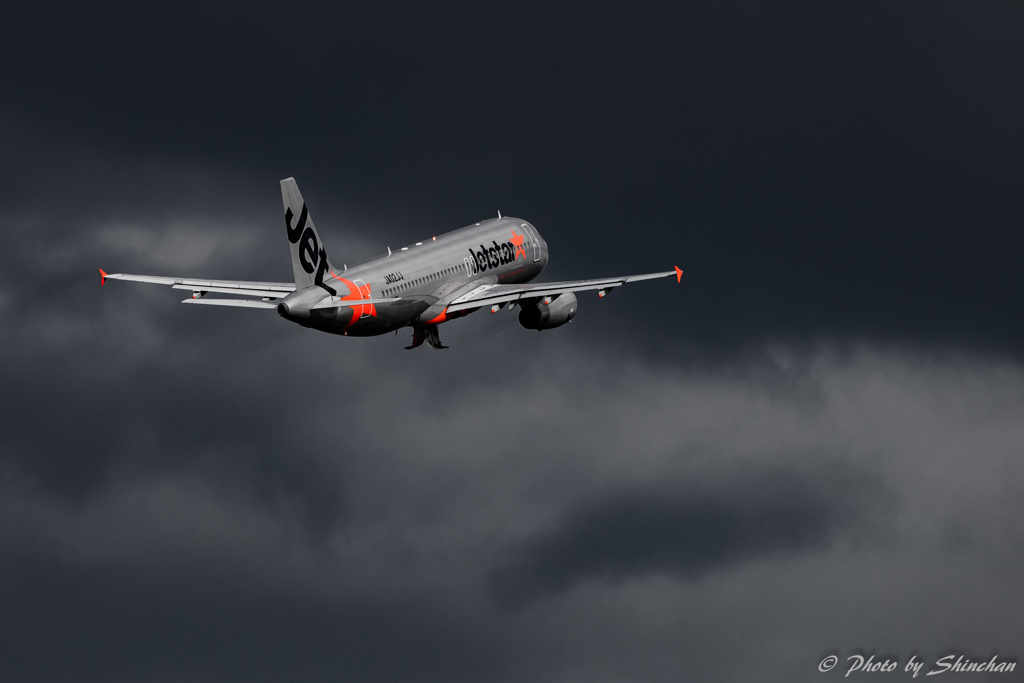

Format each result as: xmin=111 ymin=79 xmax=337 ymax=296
xmin=444 ymin=266 xmax=683 ymax=313
xmin=100 ymin=270 xmax=401 ymax=309
xmin=101 ymin=270 xmax=296 ymax=299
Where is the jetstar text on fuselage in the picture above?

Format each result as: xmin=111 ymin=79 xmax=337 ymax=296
xmin=468 ymin=230 xmax=528 ymax=274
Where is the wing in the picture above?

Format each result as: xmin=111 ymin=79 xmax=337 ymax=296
xmin=444 ymin=266 xmax=683 ymax=313
xmin=100 ymin=270 xmax=402 ymax=310
xmin=101 ymin=271 xmax=296 ymax=299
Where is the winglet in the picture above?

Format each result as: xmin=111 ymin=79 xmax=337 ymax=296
xmin=674 ymin=266 xmax=683 ymax=283
xmin=99 ymin=268 xmax=107 ymax=286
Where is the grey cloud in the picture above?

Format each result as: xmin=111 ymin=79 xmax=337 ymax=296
xmin=490 ymin=462 xmax=896 ymax=603
xmin=5 ymin=271 xmax=1024 ymax=681
xmin=2 ymin=6 xmax=1024 ymax=677
xmin=4 ymin=2 xmax=1024 ymax=354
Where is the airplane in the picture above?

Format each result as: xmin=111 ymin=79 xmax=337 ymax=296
xmin=100 ymin=178 xmax=683 ymax=349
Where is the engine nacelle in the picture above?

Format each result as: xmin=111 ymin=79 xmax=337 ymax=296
xmin=518 ymin=292 xmax=578 ymax=331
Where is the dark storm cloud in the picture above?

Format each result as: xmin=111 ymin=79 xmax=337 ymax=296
xmin=2 ymin=326 xmax=1023 ymax=681
xmin=2 ymin=2 xmax=1024 ymax=682
xmin=491 ymin=462 xmax=895 ymax=603
xmin=3 ymin=1 xmax=1023 ymax=354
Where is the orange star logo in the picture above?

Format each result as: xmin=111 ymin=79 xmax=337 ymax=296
xmin=510 ymin=229 xmax=526 ymax=261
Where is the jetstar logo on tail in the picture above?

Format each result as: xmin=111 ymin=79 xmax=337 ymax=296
xmin=285 ymin=204 xmax=336 ymax=296
xmin=468 ymin=229 xmax=528 ymax=274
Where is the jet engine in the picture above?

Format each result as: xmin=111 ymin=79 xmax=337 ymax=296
xmin=518 ymin=292 xmax=577 ymax=331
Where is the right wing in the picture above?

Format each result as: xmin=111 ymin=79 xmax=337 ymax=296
xmin=444 ymin=267 xmax=682 ymax=313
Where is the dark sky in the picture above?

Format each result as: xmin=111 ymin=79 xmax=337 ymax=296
xmin=1 ymin=2 xmax=1023 ymax=681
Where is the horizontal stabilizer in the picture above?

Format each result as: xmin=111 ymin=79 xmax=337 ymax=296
xmin=181 ymin=298 xmax=277 ymax=309
xmin=311 ymin=297 xmax=402 ymax=309
xmin=170 ymin=284 xmax=289 ymax=298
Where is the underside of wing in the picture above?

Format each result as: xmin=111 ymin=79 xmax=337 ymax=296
xmin=444 ymin=267 xmax=682 ymax=313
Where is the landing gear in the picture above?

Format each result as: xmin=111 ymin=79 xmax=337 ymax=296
xmin=405 ymin=324 xmax=448 ymax=350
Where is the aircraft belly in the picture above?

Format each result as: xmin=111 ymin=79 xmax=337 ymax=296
xmin=344 ymin=299 xmax=428 ymax=336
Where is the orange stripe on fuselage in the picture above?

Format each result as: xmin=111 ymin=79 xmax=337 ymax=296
xmin=424 ymin=308 xmax=449 ymax=324
xmin=329 ymin=272 xmax=377 ymax=328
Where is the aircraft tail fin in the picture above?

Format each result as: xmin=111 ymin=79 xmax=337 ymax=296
xmin=280 ymin=178 xmax=338 ymax=294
